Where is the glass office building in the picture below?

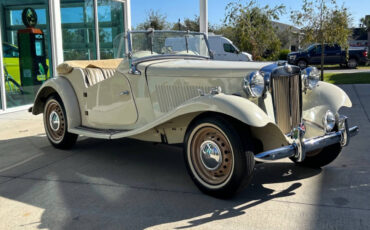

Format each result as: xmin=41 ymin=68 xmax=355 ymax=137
xmin=0 ymin=0 xmax=129 ymax=112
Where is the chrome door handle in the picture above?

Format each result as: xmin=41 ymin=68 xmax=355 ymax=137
xmin=120 ymin=90 xmax=130 ymax=96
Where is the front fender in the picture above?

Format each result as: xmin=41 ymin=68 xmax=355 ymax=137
xmin=32 ymin=77 xmax=81 ymax=130
xmin=166 ymin=93 xmax=274 ymax=128
xmin=303 ymin=81 xmax=352 ymax=137
xmin=113 ymin=93 xmax=287 ymax=147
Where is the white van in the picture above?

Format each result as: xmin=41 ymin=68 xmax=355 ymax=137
xmin=208 ymin=35 xmax=253 ymax=61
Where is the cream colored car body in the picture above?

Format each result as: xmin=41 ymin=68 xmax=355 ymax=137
xmin=32 ymin=55 xmax=352 ymax=153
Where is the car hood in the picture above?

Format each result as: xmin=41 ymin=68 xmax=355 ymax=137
xmin=288 ymin=51 xmax=301 ymax=56
xmin=138 ymin=59 xmax=271 ymax=78
xmin=242 ymin=52 xmax=253 ymax=61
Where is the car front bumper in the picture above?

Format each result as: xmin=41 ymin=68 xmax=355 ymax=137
xmin=255 ymin=116 xmax=359 ymax=162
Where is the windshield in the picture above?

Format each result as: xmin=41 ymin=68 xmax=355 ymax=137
xmin=127 ymin=31 xmax=210 ymax=61
xmin=305 ymin=44 xmax=317 ymax=52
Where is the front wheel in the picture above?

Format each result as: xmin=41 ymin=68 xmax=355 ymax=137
xmin=184 ymin=116 xmax=255 ymax=198
xmin=297 ymin=59 xmax=308 ymax=69
xmin=44 ymin=96 xmax=78 ymax=149
xmin=291 ymin=143 xmax=342 ymax=168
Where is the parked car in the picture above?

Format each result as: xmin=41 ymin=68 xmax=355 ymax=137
xmin=164 ymin=35 xmax=252 ymax=62
xmin=207 ymin=35 xmax=253 ymax=61
xmin=287 ymin=44 xmax=368 ymax=68
xmin=31 ymin=31 xmax=358 ymax=198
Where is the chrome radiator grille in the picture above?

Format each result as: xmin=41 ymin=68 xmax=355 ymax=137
xmin=271 ymin=74 xmax=302 ymax=134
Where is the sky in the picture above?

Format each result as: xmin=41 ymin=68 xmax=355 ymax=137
xmin=131 ymin=0 xmax=369 ymax=28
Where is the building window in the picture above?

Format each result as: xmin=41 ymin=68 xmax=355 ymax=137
xmin=98 ymin=0 xmax=125 ymax=59
xmin=1 ymin=0 xmax=52 ymax=109
xmin=60 ymin=0 xmax=97 ymax=60
xmin=60 ymin=0 xmax=125 ymax=61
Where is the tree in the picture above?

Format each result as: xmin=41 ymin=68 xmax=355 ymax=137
xmin=224 ymin=0 xmax=285 ymax=60
xmin=291 ymin=0 xmax=351 ymax=79
xmin=172 ymin=16 xmax=215 ymax=32
xmin=172 ymin=16 xmax=200 ymax=31
xmin=136 ymin=10 xmax=170 ymax=30
xmin=360 ymin=15 xmax=370 ymax=30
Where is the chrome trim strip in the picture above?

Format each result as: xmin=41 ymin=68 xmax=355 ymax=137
xmin=254 ymin=124 xmax=359 ymax=162
xmin=132 ymin=55 xmax=210 ymax=65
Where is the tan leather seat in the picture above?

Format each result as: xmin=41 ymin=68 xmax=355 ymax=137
xmin=83 ymin=68 xmax=116 ymax=87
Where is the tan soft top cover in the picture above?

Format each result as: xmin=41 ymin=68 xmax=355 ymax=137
xmin=57 ymin=59 xmax=123 ymax=75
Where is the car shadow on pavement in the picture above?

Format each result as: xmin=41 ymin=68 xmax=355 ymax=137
xmin=0 ymin=135 xmax=320 ymax=229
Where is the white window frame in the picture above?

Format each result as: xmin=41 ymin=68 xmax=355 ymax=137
xmin=0 ymin=26 xmax=6 ymax=112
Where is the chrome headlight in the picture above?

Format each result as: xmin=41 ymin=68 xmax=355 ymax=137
xmin=302 ymin=67 xmax=320 ymax=90
xmin=323 ymin=110 xmax=336 ymax=133
xmin=289 ymin=55 xmax=297 ymax=60
xmin=243 ymin=71 xmax=265 ymax=98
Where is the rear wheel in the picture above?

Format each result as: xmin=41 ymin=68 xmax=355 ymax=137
xmin=184 ymin=116 xmax=255 ymax=198
xmin=44 ymin=96 xmax=78 ymax=149
xmin=347 ymin=58 xmax=358 ymax=68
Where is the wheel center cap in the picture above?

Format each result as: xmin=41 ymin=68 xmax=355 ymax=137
xmin=49 ymin=111 xmax=60 ymax=131
xmin=200 ymin=140 xmax=222 ymax=170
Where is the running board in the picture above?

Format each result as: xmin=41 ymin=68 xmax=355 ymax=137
xmin=69 ymin=126 xmax=128 ymax=139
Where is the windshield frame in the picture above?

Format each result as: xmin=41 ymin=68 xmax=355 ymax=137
xmin=127 ymin=30 xmax=212 ymax=65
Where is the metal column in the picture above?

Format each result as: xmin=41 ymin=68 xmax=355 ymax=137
xmin=93 ymin=0 xmax=101 ymax=60
xmin=199 ymin=0 xmax=208 ymax=35
xmin=49 ymin=0 xmax=64 ymax=75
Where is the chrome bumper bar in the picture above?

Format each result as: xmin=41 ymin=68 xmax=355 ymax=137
xmin=255 ymin=117 xmax=359 ymax=162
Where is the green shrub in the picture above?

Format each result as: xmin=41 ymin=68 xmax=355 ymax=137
xmin=278 ymin=49 xmax=290 ymax=60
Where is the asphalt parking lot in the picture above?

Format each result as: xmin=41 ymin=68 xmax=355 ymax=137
xmin=0 ymin=84 xmax=370 ymax=230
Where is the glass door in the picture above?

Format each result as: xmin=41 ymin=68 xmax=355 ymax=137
xmin=0 ymin=0 xmax=52 ymax=109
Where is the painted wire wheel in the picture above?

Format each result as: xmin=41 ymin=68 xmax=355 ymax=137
xmin=44 ymin=99 xmax=66 ymax=144
xmin=184 ymin=116 xmax=255 ymax=198
xmin=189 ymin=125 xmax=234 ymax=186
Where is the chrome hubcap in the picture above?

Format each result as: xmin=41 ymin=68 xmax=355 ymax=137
xmin=49 ymin=111 xmax=60 ymax=131
xmin=200 ymin=140 xmax=222 ymax=170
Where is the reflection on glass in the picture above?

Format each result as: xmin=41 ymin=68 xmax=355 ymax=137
xmin=129 ymin=31 xmax=210 ymax=60
xmin=61 ymin=0 xmax=97 ymax=60
xmin=98 ymin=0 xmax=125 ymax=59
xmin=1 ymin=0 xmax=51 ymax=108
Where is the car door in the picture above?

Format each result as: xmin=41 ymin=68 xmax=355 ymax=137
xmin=325 ymin=45 xmax=341 ymax=64
xmin=85 ymin=70 xmax=138 ymax=129
xmin=223 ymin=43 xmax=239 ymax=61
xmin=325 ymin=45 xmax=340 ymax=64
xmin=309 ymin=45 xmax=322 ymax=64
xmin=209 ymin=37 xmax=224 ymax=60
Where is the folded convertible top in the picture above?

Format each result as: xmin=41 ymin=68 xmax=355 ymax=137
xmin=56 ymin=58 xmax=123 ymax=75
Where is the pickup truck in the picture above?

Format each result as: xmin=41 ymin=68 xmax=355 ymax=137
xmin=287 ymin=44 xmax=368 ymax=68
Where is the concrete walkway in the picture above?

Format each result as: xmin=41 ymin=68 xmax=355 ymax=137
xmin=0 ymin=85 xmax=369 ymax=230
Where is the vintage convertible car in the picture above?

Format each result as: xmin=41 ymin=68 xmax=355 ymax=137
xmin=31 ymin=30 xmax=358 ymax=198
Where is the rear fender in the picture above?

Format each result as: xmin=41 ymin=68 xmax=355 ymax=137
xmin=32 ymin=77 xmax=81 ymax=129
